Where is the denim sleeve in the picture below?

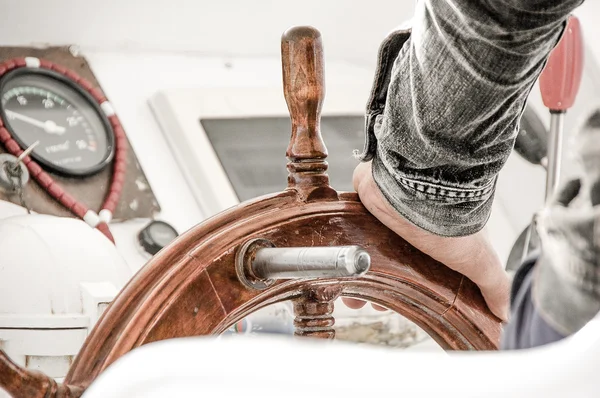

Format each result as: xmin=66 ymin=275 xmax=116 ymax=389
xmin=359 ymin=0 xmax=583 ymax=236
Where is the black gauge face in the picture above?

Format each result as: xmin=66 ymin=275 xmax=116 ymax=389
xmin=138 ymin=221 xmax=179 ymax=255
xmin=0 ymin=68 xmax=114 ymax=176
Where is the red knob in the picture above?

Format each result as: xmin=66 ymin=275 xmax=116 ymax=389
xmin=539 ymin=16 xmax=584 ymax=112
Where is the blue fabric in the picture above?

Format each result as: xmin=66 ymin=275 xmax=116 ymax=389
xmin=501 ymin=253 xmax=565 ymax=350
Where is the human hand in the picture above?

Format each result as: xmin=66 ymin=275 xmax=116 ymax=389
xmin=341 ymin=297 xmax=388 ymax=311
xmin=346 ymin=161 xmax=510 ymax=321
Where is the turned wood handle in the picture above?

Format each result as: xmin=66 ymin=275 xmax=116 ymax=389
xmin=0 ymin=350 xmax=83 ymax=397
xmin=281 ymin=26 xmax=328 ymax=162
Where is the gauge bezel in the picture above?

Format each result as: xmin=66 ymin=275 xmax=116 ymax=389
xmin=0 ymin=67 xmax=116 ymax=177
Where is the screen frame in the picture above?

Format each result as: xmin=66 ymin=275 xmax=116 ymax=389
xmin=149 ymin=84 xmax=371 ymax=218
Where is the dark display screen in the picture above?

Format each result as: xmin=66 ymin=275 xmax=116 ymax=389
xmin=200 ymin=116 xmax=365 ymax=201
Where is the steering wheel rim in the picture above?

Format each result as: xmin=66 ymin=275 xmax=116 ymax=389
xmin=65 ymin=189 xmax=500 ymax=388
xmin=0 ymin=26 xmax=502 ymax=398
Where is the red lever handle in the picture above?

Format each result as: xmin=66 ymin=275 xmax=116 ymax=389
xmin=539 ymin=16 xmax=584 ymax=112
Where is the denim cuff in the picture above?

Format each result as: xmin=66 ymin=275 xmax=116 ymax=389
xmin=371 ymin=154 xmax=496 ymax=237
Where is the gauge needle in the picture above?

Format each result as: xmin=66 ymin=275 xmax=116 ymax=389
xmin=5 ymin=110 xmax=66 ymax=135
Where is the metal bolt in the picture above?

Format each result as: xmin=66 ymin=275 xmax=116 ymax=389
xmin=236 ymin=238 xmax=371 ymax=290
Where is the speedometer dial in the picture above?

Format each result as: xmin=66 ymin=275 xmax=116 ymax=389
xmin=0 ymin=68 xmax=114 ymax=176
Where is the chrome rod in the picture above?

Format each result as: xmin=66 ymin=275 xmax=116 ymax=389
xmin=545 ymin=112 xmax=564 ymax=201
xmin=252 ymin=246 xmax=370 ymax=280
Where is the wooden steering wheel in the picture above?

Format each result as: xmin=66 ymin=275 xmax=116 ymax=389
xmin=0 ymin=26 xmax=501 ymax=398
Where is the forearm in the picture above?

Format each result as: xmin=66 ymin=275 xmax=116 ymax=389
xmin=362 ymin=0 xmax=583 ymax=236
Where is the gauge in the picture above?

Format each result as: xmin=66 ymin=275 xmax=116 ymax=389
xmin=138 ymin=221 xmax=179 ymax=255
xmin=0 ymin=68 xmax=115 ymax=177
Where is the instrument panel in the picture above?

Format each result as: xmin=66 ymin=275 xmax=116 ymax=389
xmin=0 ymin=67 xmax=115 ymax=176
xmin=0 ymin=46 xmax=159 ymax=220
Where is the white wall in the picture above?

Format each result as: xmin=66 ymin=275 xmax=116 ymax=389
xmin=2 ymin=0 xmax=415 ymax=70
xmin=575 ymin=2 xmax=600 ymax=70
xmin=2 ymin=0 xmax=597 ymax=78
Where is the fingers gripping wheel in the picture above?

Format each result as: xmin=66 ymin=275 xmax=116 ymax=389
xmin=0 ymin=27 xmax=502 ymax=398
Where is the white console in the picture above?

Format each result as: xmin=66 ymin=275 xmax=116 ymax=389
xmin=0 ymin=214 xmax=131 ymax=384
